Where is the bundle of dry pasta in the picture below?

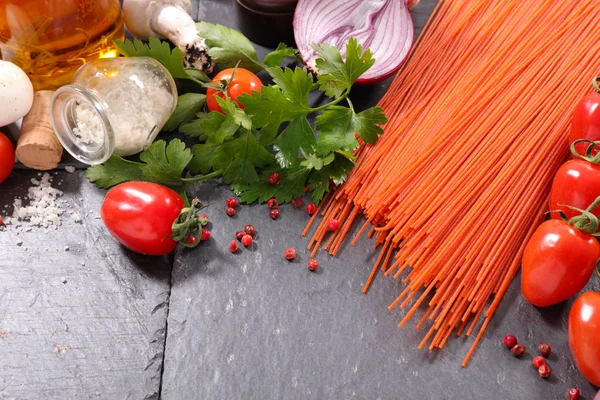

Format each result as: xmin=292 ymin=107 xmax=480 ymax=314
xmin=304 ymin=0 xmax=600 ymax=365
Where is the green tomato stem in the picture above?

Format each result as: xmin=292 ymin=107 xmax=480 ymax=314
xmin=570 ymin=139 xmax=600 ymax=164
xmin=177 ymin=186 xmax=190 ymax=208
xmin=568 ymin=195 xmax=600 ymax=234
xmin=189 ymin=76 xmax=208 ymax=86
xmin=592 ymin=76 xmax=600 ymax=93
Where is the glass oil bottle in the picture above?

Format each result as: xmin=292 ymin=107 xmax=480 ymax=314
xmin=0 ymin=0 xmax=124 ymax=90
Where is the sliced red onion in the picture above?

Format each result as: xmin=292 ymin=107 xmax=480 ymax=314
xmin=293 ymin=0 xmax=414 ymax=84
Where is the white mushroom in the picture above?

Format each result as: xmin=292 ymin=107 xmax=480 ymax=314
xmin=122 ymin=0 xmax=214 ymax=73
xmin=0 ymin=60 xmax=34 ymax=127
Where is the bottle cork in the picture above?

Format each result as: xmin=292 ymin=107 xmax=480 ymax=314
xmin=16 ymin=90 xmax=63 ymax=171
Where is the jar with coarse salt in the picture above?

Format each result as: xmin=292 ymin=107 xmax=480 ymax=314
xmin=50 ymin=57 xmax=177 ymax=164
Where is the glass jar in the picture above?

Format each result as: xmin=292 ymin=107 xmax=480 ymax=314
xmin=0 ymin=0 xmax=124 ymax=90
xmin=50 ymin=57 xmax=178 ymax=165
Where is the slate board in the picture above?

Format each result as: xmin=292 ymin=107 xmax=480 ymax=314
xmin=0 ymin=1 xmax=598 ymax=399
xmin=0 ymin=171 xmax=171 ymax=399
xmin=161 ymin=1 xmax=599 ymax=399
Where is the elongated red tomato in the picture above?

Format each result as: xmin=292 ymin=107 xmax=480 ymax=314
xmin=570 ymin=83 xmax=600 ymax=157
xmin=206 ymin=68 xmax=262 ymax=113
xmin=569 ymin=292 xmax=600 ymax=386
xmin=101 ymin=182 xmax=185 ymax=255
xmin=521 ymin=219 xmax=600 ymax=307
xmin=0 ymin=132 xmax=15 ymax=184
xmin=549 ymin=159 xmax=600 ymax=219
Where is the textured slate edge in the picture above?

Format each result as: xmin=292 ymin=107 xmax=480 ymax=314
xmin=0 ymin=171 xmax=173 ymax=399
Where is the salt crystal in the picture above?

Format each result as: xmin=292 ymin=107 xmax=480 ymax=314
xmin=64 ymin=166 xmax=76 ymax=173
xmin=70 ymin=214 xmax=82 ymax=223
xmin=9 ymin=173 xmax=64 ymax=228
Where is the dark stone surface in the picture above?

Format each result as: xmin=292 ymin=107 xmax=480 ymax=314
xmin=161 ymin=182 xmax=598 ymax=400
xmin=0 ymin=171 xmax=171 ymax=399
xmin=161 ymin=1 xmax=599 ymax=399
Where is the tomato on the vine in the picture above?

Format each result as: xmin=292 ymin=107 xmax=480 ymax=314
xmin=521 ymin=219 xmax=600 ymax=307
xmin=101 ymin=182 xmax=185 ymax=255
xmin=569 ymin=292 xmax=600 ymax=386
xmin=549 ymin=159 xmax=600 ymax=219
xmin=569 ymin=78 xmax=600 ymax=157
xmin=206 ymin=68 xmax=262 ymax=113
xmin=0 ymin=132 xmax=15 ymax=184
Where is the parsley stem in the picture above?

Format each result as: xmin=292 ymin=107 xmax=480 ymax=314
xmin=252 ymin=59 xmax=268 ymax=71
xmin=346 ymin=97 xmax=355 ymax=113
xmin=309 ymin=90 xmax=350 ymax=113
xmin=180 ymin=169 xmax=223 ymax=183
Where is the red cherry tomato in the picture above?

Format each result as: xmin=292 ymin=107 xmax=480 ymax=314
xmin=100 ymin=182 xmax=185 ymax=255
xmin=521 ymin=219 xmax=600 ymax=307
xmin=569 ymin=292 xmax=600 ymax=386
xmin=570 ymin=87 xmax=600 ymax=157
xmin=206 ymin=68 xmax=262 ymax=113
xmin=0 ymin=132 xmax=15 ymax=184
xmin=548 ymin=159 xmax=600 ymax=219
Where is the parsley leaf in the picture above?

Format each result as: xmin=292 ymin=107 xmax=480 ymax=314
xmin=314 ymin=105 xmax=387 ymax=155
xmin=139 ymin=139 xmax=193 ymax=182
xmin=189 ymin=143 xmax=217 ymax=175
xmin=315 ymin=106 xmax=359 ymax=156
xmin=196 ymin=22 xmax=263 ymax=72
xmin=235 ymin=166 xmax=310 ymax=204
xmin=313 ymin=38 xmax=375 ymax=98
xmin=353 ymin=106 xmax=387 ymax=144
xmin=114 ymin=38 xmax=200 ymax=83
xmin=84 ymin=155 xmax=145 ymax=189
xmin=216 ymin=97 xmax=252 ymax=130
xmin=163 ymin=93 xmax=206 ymax=132
xmin=253 ymin=123 xmax=279 ymax=147
xmin=301 ymin=152 xmax=335 ymax=170
xmin=213 ymin=130 xmax=273 ymax=185
xmin=199 ymin=111 xmax=240 ymax=145
xmin=274 ymin=116 xmax=316 ymax=167
xmin=239 ymin=86 xmax=305 ymax=129
xmin=264 ymin=43 xmax=302 ymax=67
xmin=180 ymin=115 xmax=209 ymax=140
xmin=267 ymin=67 xmax=314 ymax=107
xmin=184 ymin=68 xmax=210 ymax=83
xmin=307 ymin=153 xmax=355 ymax=204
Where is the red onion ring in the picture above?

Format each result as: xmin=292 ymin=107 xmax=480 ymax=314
xmin=293 ymin=0 xmax=414 ymax=84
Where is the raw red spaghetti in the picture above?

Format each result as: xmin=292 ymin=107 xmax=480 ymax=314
xmin=305 ymin=0 xmax=600 ymax=366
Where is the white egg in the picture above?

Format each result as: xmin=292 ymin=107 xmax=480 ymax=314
xmin=0 ymin=60 xmax=34 ymax=127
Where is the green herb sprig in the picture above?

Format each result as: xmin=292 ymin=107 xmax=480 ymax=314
xmin=89 ymin=23 xmax=387 ymax=205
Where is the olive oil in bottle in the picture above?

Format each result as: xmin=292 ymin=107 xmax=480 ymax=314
xmin=0 ymin=0 xmax=124 ymax=90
